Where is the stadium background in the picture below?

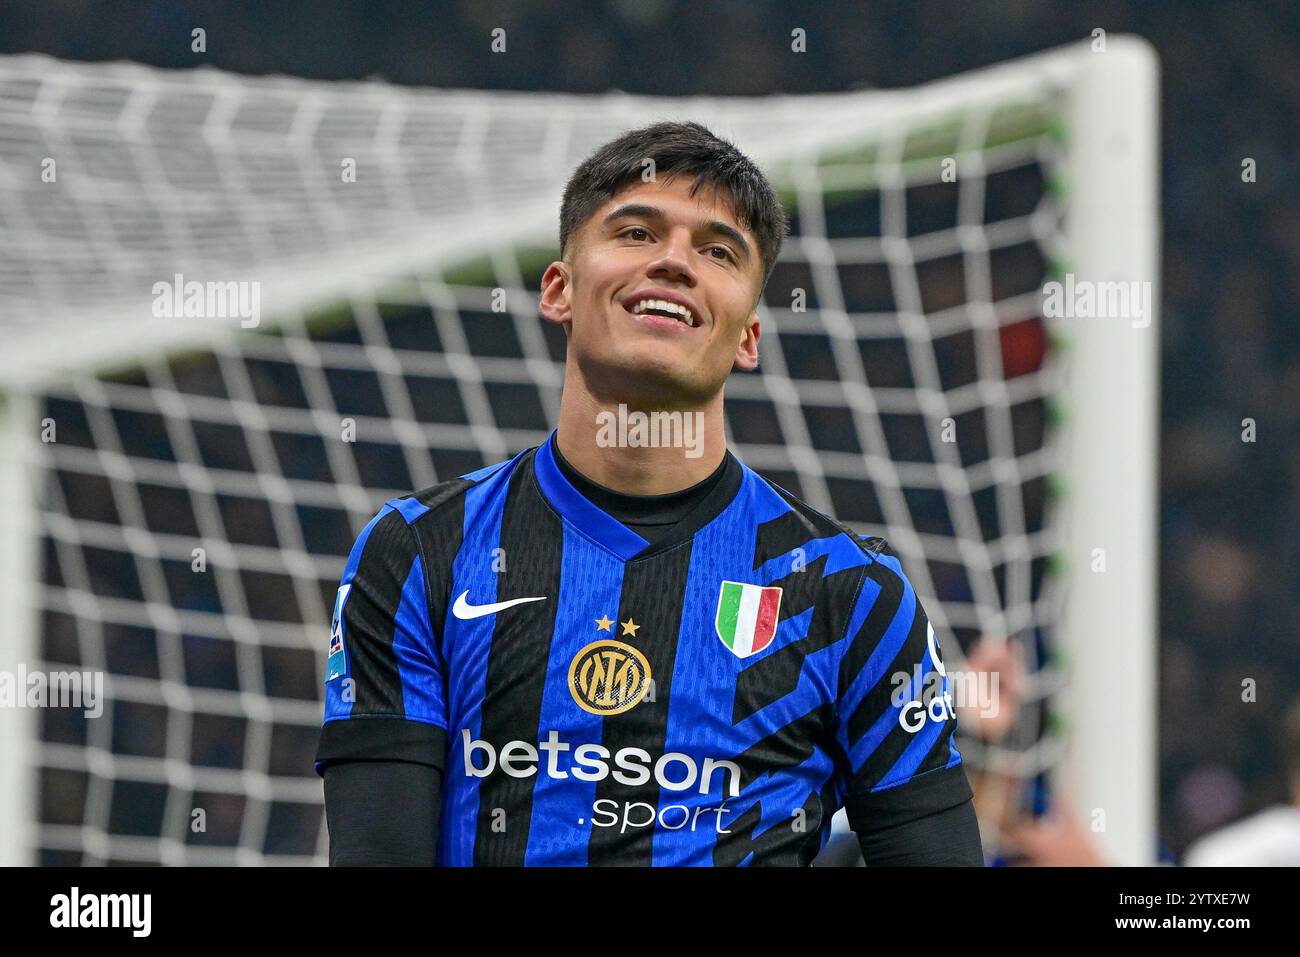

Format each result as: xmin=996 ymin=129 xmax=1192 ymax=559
xmin=0 ymin=0 xmax=1295 ymax=864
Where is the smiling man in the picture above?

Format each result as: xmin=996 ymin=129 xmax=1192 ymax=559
xmin=315 ymin=121 xmax=984 ymax=866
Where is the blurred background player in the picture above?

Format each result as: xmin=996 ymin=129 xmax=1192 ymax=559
xmin=1182 ymin=696 xmax=1300 ymax=866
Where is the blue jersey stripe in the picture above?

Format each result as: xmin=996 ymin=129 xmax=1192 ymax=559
xmin=386 ymin=495 xmax=431 ymax=526
xmin=392 ymin=554 xmax=447 ymax=728
xmin=438 ymin=460 xmax=515 ymax=866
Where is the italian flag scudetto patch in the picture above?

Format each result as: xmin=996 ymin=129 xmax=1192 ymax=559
xmin=715 ymin=581 xmax=783 ymax=659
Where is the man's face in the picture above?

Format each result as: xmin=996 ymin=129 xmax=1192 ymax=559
xmin=540 ymin=175 xmax=763 ymax=406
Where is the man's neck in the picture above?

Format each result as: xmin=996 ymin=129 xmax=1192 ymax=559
xmin=553 ymin=368 xmax=728 ymax=496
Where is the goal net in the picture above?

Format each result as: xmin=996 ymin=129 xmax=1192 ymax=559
xmin=0 ymin=39 xmax=1158 ymax=865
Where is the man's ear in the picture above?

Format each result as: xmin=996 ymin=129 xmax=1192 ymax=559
xmin=733 ymin=308 xmax=761 ymax=371
xmin=539 ymin=261 xmax=573 ymax=332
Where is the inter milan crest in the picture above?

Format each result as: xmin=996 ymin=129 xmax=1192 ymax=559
xmin=326 ymin=583 xmax=350 ymax=682
xmin=715 ymin=581 xmax=782 ymax=659
xmin=569 ymin=629 xmax=652 ymax=716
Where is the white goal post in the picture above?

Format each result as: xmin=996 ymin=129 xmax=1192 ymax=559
xmin=0 ymin=37 xmax=1158 ymax=865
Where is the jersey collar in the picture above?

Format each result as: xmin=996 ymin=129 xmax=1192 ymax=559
xmin=531 ymin=429 xmax=744 ymax=562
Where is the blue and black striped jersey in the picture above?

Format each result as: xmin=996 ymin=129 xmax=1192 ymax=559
xmin=315 ymin=431 xmax=972 ymax=866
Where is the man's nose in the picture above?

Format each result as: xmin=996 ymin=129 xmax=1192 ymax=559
xmin=646 ymin=229 xmax=696 ymax=283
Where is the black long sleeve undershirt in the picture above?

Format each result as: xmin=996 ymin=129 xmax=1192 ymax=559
xmin=324 ymin=760 xmax=441 ymax=866
xmin=853 ymin=797 xmax=983 ymax=865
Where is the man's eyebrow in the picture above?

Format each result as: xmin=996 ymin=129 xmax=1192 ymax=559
xmin=601 ymin=203 xmax=753 ymax=264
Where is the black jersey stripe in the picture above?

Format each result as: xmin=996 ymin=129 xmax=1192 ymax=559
xmin=472 ymin=452 xmax=565 ymax=866
xmin=585 ymin=541 xmax=695 ymax=866
xmin=751 ymin=507 xmax=832 ymax=570
xmin=412 ymin=476 xmax=476 ymax=511
xmin=407 ymin=479 xmax=471 ymax=660
xmin=347 ymin=509 xmax=420 ymax=716
xmin=815 ymin=775 xmax=840 ymax=860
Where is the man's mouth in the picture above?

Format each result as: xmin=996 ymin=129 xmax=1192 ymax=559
xmin=625 ymin=298 xmax=698 ymax=328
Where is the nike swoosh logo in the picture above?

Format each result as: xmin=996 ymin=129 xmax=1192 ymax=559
xmin=451 ymin=590 xmax=548 ymax=620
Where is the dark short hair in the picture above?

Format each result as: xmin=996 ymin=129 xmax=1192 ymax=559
xmin=558 ymin=121 xmax=790 ymax=297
